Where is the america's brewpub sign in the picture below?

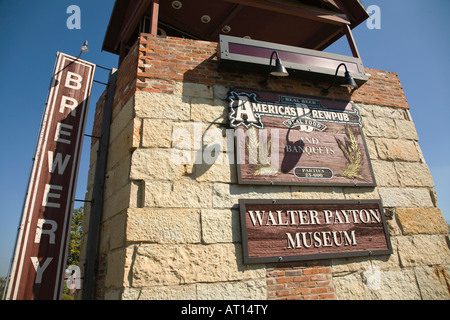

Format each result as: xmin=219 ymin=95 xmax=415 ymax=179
xmin=239 ymin=199 xmax=392 ymax=264
xmin=228 ymin=88 xmax=376 ymax=186
xmin=5 ymin=53 xmax=95 ymax=300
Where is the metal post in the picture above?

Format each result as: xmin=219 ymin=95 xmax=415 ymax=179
xmin=82 ymin=68 xmax=117 ymax=300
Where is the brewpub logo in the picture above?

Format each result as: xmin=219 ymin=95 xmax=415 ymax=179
xmin=228 ymin=90 xmax=361 ymax=132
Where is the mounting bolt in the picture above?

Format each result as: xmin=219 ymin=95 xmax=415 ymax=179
xmin=222 ymin=25 xmax=231 ymax=33
xmin=172 ymin=1 xmax=182 ymax=10
xmin=201 ymin=15 xmax=211 ymax=23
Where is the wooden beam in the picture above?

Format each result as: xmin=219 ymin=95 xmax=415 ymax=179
xmin=119 ymin=0 xmax=152 ymax=46
xmin=207 ymin=4 xmax=244 ymax=40
xmin=224 ymin=0 xmax=350 ymax=26
xmin=312 ymin=27 xmax=344 ymax=51
xmin=206 ymin=4 xmax=243 ymax=40
xmin=149 ymin=0 xmax=160 ymax=35
xmin=319 ymin=0 xmax=342 ymax=12
xmin=332 ymin=0 xmax=358 ymax=23
xmin=118 ymin=41 xmax=126 ymax=66
xmin=344 ymin=24 xmax=360 ymax=58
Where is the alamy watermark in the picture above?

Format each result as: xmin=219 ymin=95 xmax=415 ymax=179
xmin=170 ymin=122 xmax=281 ymax=175
xmin=363 ymin=265 xmax=382 ymax=291
xmin=366 ymin=5 xmax=381 ymax=30
xmin=66 ymin=265 xmax=82 ymax=291
xmin=66 ymin=4 xmax=380 ymax=31
xmin=67 ymin=5 xmax=81 ymax=30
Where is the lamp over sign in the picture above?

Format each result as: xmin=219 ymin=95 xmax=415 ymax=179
xmin=321 ymin=63 xmax=358 ymax=96
xmin=269 ymin=51 xmax=289 ymax=77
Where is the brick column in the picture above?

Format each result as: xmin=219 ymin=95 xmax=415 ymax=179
xmin=267 ymin=262 xmax=334 ymax=300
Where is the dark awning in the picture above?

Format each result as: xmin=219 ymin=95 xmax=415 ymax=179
xmin=103 ymin=0 xmax=369 ymax=55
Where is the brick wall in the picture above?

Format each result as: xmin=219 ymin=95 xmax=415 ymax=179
xmin=91 ymin=90 xmax=106 ymax=146
xmin=136 ymin=34 xmax=409 ymax=109
xmin=353 ymin=69 xmax=409 ymax=109
xmin=81 ymin=33 xmax=449 ymax=300
xmin=95 ymin=33 xmax=410 ymax=140
xmin=267 ymin=262 xmax=334 ymax=300
xmin=91 ymin=40 xmax=140 ymax=142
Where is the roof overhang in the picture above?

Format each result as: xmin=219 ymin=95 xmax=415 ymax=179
xmin=103 ymin=0 xmax=369 ymax=55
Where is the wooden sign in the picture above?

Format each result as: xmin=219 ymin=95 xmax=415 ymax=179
xmin=6 ymin=53 xmax=95 ymax=300
xmin=240 ymin=199 xmax=392 ymax=264
xmin=229 ymin=88 xmax=376 ymax=186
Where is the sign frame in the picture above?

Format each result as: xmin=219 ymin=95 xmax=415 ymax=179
xmin=218 ymin=35 xmax=368 ymax=86
xmin=229 ymin=87 xmax=377 ymax=187
xmin=5 ymin=52 xmax=95 ymax=300
xmin=239 ymin=199 xmax=392 ymax=264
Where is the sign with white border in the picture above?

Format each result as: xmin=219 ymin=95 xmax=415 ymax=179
xmin=6 ymin=52 xmax=95 ymax=300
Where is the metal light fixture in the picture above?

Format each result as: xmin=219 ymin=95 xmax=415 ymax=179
xmin=340 ymin=69 xmax=357 ymax=89
xmin=269 ymin=51 xmax=289 ymax=77
xmin=81 ymin=40 xmax=89 ymax=53
xmin=77 ymin=40 xmax=89 ymax=58
xmin=259 ymin=50 xmax=289 ymax=88
xmin=321 ymin=63 xmax=358 ymax=95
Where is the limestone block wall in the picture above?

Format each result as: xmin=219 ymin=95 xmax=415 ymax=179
xmin=80 ymin=34 xmax=450 ymax=300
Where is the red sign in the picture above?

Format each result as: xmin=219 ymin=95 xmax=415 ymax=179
xmin=240 ymin=199 xmax=392 ymax=264
xmin=229 ymin=88 xmax=376 ymax=186
xmin=6 ymin=53 xmax=95 ymax=300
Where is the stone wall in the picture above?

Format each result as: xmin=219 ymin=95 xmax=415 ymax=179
xmin=80 ymin=34 xmax=450 ymax=300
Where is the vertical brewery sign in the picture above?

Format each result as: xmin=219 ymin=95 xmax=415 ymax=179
xmin=6 ymin=53 xmax=95 ymax=300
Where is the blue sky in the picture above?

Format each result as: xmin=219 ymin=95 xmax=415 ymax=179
xmin=0 ymin=0 xmax=449 ymax=278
